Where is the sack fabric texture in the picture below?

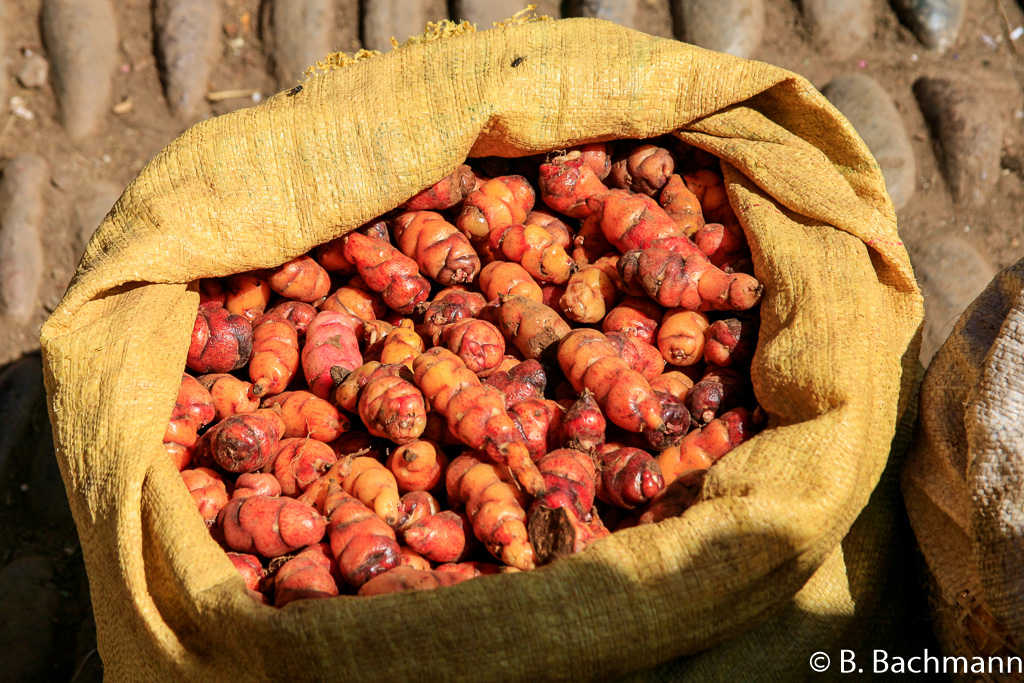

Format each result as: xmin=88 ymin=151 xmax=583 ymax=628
xmin=40 ymin=17 xmax=923 ymax=681
xmin=905 ymin=258 xmax=1024 ymax=680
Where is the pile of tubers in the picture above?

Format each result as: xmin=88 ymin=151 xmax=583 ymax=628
xmin=169 ymin=137 xmax=766 ymax=604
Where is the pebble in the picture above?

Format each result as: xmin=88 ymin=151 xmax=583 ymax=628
xmin=670 ymin=0 xmax=765 ymax=59
xmin=263 ymin=0 xmax=335 ymax=88
xmin=17 ymin=54 xmax=49 ymax=89
xmin=153 ymin=0 xmax=221 ymax=119
xmin=0 ymin=355 xmax=45 ymax=482
xmin=911 ymin=235 xmax=995 ymax=364
xmin=800 ymin=0 xmax=873 ymax=60
xmin=75 ymin=180 xmax=122 ymax=254
xmin=892 ymin=0 xmax=964 ymax=53
xmin=0 ymin=556 xmax=60 ymax=680
xmin=822 ymin=74 xmax=916 ymax=211
xmin=456 ymin=0 xmax=558 ymax=27
xmin=913 ymin=76 xmax=1003 ymax=208
xmin=41 ymin=0 xmax=118 ymax=143
xmin=362 ymin=0 xmax=448 ymax=53
xmin=0 ymin=154 xmax=48 ymax=324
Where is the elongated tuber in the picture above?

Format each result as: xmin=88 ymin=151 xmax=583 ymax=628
xmin=248 ymin=313 xmax=300 ymax=397
xmin=324 ymin=484 xmax=400 ymax=587
xmin=485 ymin=294 xmax=571 ymax=365
xmin=560 ymin=255 xmax=619 ymax=324
xmin=357 ymin=364 xmax=428 ymax=445
xmin=378 ymin=319 xmax=424 ymax=369
xmin=602 ymin=297 xmax=663 ymax=346
xmin=197 ymin=373 xmax=260 ymax=420
xmin=262 ymin=390 xmax=348 ymax=442
xmin=181 ymin=467 xmax=229 ymax=525
xmin=400 ymin=164 xmax=475 ymax=210
xmin=561 ymin=388 xmax=606 ymax=452
xmin=402 ymin=510 xmax=471 ymax=563
xmin=483 ymin=358 xmax=547 ymax=406
xmin=658 ymin=407 xmax=759 ymax=484
xmin=413 ymin=347 xmax=545 ymax=496
xmin=594 ymin=444 xmax=665 ymax=509
xmin=301 ymin=311 xmax=363 ymax=399
xmin=267 ymin=300 xmax=317 ymax=337
xmin=321 ymin=277 xmax=386 ymax=321
xmin=509 ymin=398 xmax=565 ymax=461
xmin=342 ymin=232 xmax=431 ymax=314
xmin=187 ymin=303 xmax=253 ymax=374
xmin=272 ymin=438 xmax=338 ymax=497
xmin=393 ymin=210 xmax=481 ymax=285
xmin=274 ymin=547 xmax=339 ymax=607
xmin=658 ymin=309 xmax=710 ymax=366
xmin=205 ymin=409 xmax=286 ymax=473
xmin=342 ymin=456 xmax=401 ymax=526
xmin=224 ymin=272 xmax=272 ymax=321
xmin=557 ymin=328 xmax=667 ymax=433
xmin=218 ymin=495 xmax=326 ymax=557
xmin=532 ymin=448 xmax=596 ymax=519
xmin=227 ymin=552 xmax=264 ymax=591
xmin=446 ymin=452 xmax=536 ymax=570
xmin=231 ymin=472 xmax=282 ymax=500
xmin=478 ymin=261 xmax=543 ymax=303
xmin=457 ymin=175 xmax=535 ymax=243
xmin=267 ymin=254 xmax=331 ymax=302
xmin=704 ymin=317 xmax=758 ymax=367
xmin=442 ymin=318 xmax=505 ymax=377
xmin=659 ymin=173 xmax=704 ymax=236
xmin=538 ymin=151 xmax=608 ymax=219
xmin=421 ymin=290 xmax=488 ymax=346
xmin=164 ymin=374 xmax=215 ymax=470
xmin=607 ymin=143 xmax=674 ymax=196
xmin=617 ymin=247 xmax=762 ymax=312
xmin=685 ymin=367 xmax=751 ymax=426
xmin=489 ymin=222 xmax=575 ymax=285
xmin=386 ymin=440 xmax=447 ymax=493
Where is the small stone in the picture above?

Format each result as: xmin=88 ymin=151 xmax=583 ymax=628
xmin=0 ymin=154 xmax=48 ymax=324
xmin=362 ymin=0 xmax=448 ymax=53
xmin=16 ymin=54 xmax=49 ymax=88
xmin=911 ymin=235 xmax=996 ymax=364
xmin=822 ymin=74 xmax=917 ymax=211
xmin=892 ymin=0 xmax=964 ymax=53
xmin=111 ymin=99 xmax=132 ymax=115
xmin=9 ymin=95 xmax=34 ymax=121
xmin=800 ymin=0 xmax=873 ymax=60
xmin=0 ymin=556 xmax=60 ymax=680
xmin=913 ymin=76 xmax=1003 ymax=208
xmin=671 ymin=0 xmax=765 ymax=60
xmin=74 ymin=180 xmax=122 ymax=252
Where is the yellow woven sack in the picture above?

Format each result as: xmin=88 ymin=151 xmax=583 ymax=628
xmin=904 ymin=259 xmax=1024 ymax=679
xmin=41 ymin=18 xmax=922 ymax=681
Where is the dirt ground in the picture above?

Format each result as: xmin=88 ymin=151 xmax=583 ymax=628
xmin=1 ymin=0 xmax=1022 ymax=679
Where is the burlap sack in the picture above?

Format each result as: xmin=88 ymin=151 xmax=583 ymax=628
xmin=904 ymin=258 xmax=1024 ymax=680
xmin=40 ymin=17 xmax=922 ymax=681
